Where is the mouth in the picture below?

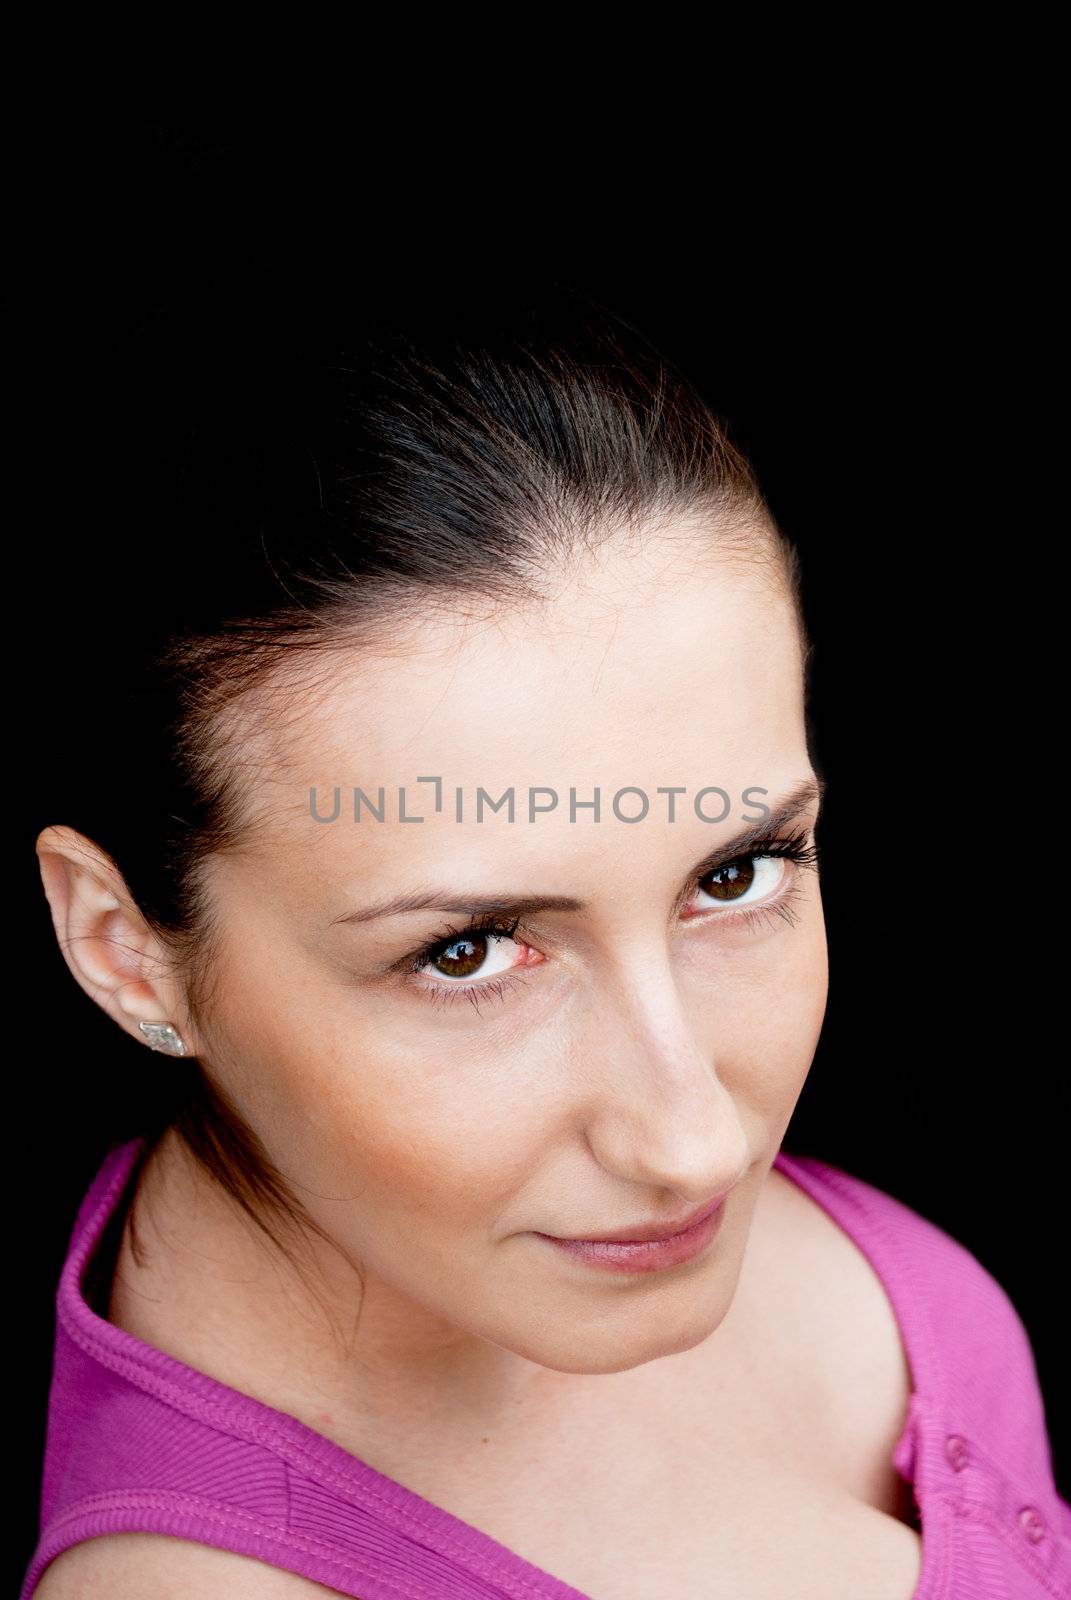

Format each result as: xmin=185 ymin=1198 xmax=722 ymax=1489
xmin=532 ymin=1189 xmax=732 ymax=1275
xmin=539 ymin=1178 xmax=738 ymax=1245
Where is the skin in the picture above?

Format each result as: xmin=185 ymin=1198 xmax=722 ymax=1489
xmin=36 ymin=529 xmax=828 ymax=1466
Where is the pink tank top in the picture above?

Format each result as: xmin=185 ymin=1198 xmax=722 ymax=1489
xmin=20 ymin=1138 xmax=1071 ymax=1599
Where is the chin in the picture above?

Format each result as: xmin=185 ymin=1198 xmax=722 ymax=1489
xmin=514 ymin=1301 xmax=731 ymax=1378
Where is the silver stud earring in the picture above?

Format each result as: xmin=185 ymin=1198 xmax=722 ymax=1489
xmin=138 ymin=1021 xmax=188 ymax=1057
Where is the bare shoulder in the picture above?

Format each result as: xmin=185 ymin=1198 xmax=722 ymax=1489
xmin=33 ymin=1534 xmax=353 ymax=1599
xmin=764 ymin=1158 xmax=912 ymax=1381
xmin=759 ymin=1159 xmax=916 ymax=1510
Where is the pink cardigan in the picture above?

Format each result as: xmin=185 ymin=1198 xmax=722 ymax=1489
xmin=21 ymin=1138 xmax=1071 ymax=1598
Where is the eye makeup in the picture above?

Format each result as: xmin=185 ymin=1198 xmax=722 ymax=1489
xmin=389 ymin=826 xmax=819 ymax=1014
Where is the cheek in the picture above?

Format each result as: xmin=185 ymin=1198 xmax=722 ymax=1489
xmin=304 ymin=1091 xmax=539 ymax=1257
xmin=723 ymin=909 xmax=828 ymax=1102
xmin=780 ymin=905 xmax=829 ymax=1044
xmin=215 ymin=967 xmax=540 ymax=1228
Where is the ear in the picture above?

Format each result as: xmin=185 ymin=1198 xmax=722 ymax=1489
xmin=36 ymin=823 xmax=200 ymax=1057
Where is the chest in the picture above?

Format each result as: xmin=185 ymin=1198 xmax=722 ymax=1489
xmin=389 ymin=1371 xmax=924 ymax=1600
xmin=474 ymin=1494 xmax=921 ymax=1600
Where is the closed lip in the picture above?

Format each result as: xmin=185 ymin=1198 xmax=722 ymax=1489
xmin=541 ymin=1186 xmax=735 ymax=1245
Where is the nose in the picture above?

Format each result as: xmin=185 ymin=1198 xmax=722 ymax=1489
xmin=576 ymin=956 xmax=748 ymax=1199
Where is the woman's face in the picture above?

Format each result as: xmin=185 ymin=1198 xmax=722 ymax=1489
xmin=177 ymin=533 xmax=828 ymax=1384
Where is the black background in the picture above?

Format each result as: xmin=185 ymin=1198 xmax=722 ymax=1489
xmin=15 ymin=115 xmax=1066 ymax=1591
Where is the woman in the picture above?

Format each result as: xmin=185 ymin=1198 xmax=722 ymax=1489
xmin=23 ymin=284 xmax=1068 ymax=1598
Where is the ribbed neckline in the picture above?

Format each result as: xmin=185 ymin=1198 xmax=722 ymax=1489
xmin=54 ymin=1139 xmax=940 ymax=1600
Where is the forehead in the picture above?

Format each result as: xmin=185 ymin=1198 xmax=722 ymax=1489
xmin=235 ymin=539 xmax=807 ymax=885
xmin=295 ymin=544 xmax=797 ymax=765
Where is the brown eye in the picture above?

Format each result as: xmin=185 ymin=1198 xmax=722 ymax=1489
xmin=430 ymin=933 xmax=492 ymax=979
xmin=699 ymin=858 xmax=756 ymax=902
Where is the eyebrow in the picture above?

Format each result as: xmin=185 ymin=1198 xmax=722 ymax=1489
xmin=329 ymin=777 xmax=827 ymax=929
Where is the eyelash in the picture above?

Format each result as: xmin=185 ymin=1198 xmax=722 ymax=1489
xmin=396 ymin=828 xmax=820 ymax=1014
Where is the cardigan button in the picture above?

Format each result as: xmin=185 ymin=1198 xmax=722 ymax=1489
xmin=944 ymin=1434 xmax=970 ymax=1471
xmin=1017 ymin=1506 xmax=1046 ymax=1544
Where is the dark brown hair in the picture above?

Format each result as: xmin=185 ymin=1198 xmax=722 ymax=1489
xmin=41 ymin=275 xmax=808 ymax=1296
